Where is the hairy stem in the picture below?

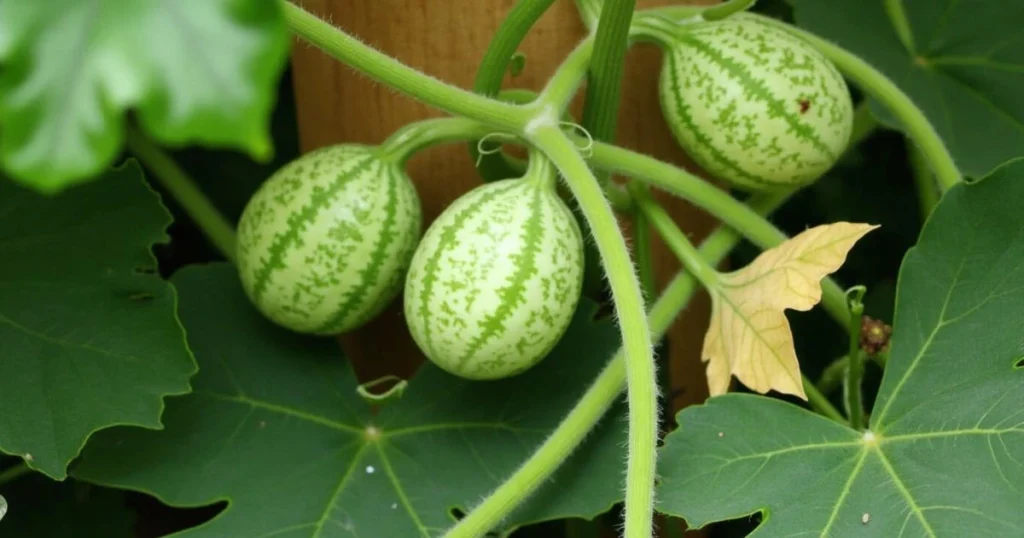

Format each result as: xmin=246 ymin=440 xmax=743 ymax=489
xmin=447 ymin=191 xmax=793 ymax=538
xmin=282 ymin=1 xmax=528 ymax=130
xmin=125 ymin=125 xmax=238 ymax=262
xmin=908 ymin=138 xmax=940 ymax=221
xmin=633 ymin=187 xmax=846 ymax=423
xmin=753 ymin=14 xmax=961 ymax=191
xmin=379 ymin=117 xmax=507 ymax=164
xmin=470 ymin=0 xmax=558 ymax=180
xmin=586 ymin=141 xmax=850 ymax=327
xmin=530 ymin=127 xmax=655 ymax=538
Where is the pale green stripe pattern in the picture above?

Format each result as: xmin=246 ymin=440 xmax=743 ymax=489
xmin=315 ymin=164 xmax=402 ymax=333
xmin=456 ymin=185 xmax=545 ymax=369
xmin=663 ymin=50 xmax=782 ymax=189
xmin=412 ymin=181 xmax=521 ymax=359
xmin=249 ymin=154 xmax=379 ymax=304
xmin=673 ymin=30 xmax=837 ymax=160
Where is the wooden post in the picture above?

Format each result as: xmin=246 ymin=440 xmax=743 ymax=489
xmin=289 ymin=0 xmax=718 ymax=455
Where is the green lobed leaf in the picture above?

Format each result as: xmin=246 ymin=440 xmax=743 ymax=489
xmin=0 ymin=469 xmax=135 ymax=537
xmin=0 ymin=162 xmax=196 ymax=479
xmin=657 ymin=160 xmax=1024 ymax=535
xmin=790 ymin=0 xmax=1024 ymax=178
xmin=0 ymin=0 xmax=289 ymax=193
xmin=73 ymin=264 xmax=628 ymax=537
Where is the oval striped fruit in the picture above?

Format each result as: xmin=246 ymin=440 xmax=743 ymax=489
xmin=404 ymin=177 xmax=585 ymax=380
xmin=236 ymin=144 xmax=421 ymax=335
xmin=659 ymin=15 xmax=854 ymax=191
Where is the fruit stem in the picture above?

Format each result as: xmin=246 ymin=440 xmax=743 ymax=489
xmin=470 ymin=0 xmax=559 ymax=180
xmin=585 ymin=139 xmax=851 ymax=329
xmin=753 ymin=14 xmax=961 ymax=192
xmin=124 ymin=124 xmax=238 ymax=263
xmin=529 ymin=126 xmax=656 ymax=538
xmin=445 ymin=191 xmax=794 ymax=538
xmin=281 ymin=1 xmax=531 ymax=131
xmin=378 ymin=117 xmax=507 ymax=164
xmin=632 ymin=186 xmax=847 ymax=424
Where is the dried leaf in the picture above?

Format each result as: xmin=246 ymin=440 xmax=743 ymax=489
xmin=703 ymin=222 xmax=879 ymax=398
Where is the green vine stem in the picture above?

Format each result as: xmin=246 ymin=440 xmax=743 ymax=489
xmin=580 ymin=0 xmax=636 ymax=195
xmin=379 ymin=117 xmax=506 ymax=163
xmin=125 ymin=125 xmax=238 ymax=262
xmin=908 ymin=138 xmax=940 ymax=221
xmin=447 ymin=191 xmax=794 ymax=538
xmin=749 ymin=14 xmax=961 ymax=191
xmin=631 ymin=186 xmax=846 ymax=423
xmin=633 ymin=201 xmax=656 ymax=306
xmin=281 ymin=1 xmax=529 ymax=131
xmin=529 ymin=125 xmax=656 ymax=538
xmin=469 ymin=0 xmax=558 ymax=180
xmin=575 ymin=0 xmax=603 ymax=28
xmin=844 ymin=286 xmax=868 ymax=428
xmin=0 ymin=462 xmax=30 ymax=486
xmin=585 ymin=140 xmax=851 ymax=328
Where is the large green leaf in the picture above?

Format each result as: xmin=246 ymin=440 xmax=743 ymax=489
xmin=657 ymin=160 xmax=1024 ymax=535
xmin=0 ymin=0 xmax=289 ymax=193
xmin=73 ymin=264 xmax=627 ymax=537
xmin=0 ymin=162 xmax=195 ymax=479
xmin=790 ymin=0 xmax=1024 ymax=178
xmin=0 ymin=469 xmax=134 ymax=537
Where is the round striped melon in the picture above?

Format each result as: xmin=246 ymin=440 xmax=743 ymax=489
xmin=404 ymin=175 xmax=584 ymax=380
xmin=236 ymin=144 xmax=421 ymax=335
xmin=658 ymin=15 xmax=854 ymax=191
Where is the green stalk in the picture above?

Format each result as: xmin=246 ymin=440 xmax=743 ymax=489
xmin=844 ymin=287 xmax=867 ymax=428
xmin=281 ymin=1 xmax=529 ymax=130
xmin=530 ymin=126 xmax=655 ymax=538
xmin=379 ymin=117 xmax=509 ymax=164
xmin=632 ymin=186 xmax=846 ymax=423
xmin=818 ymin=355 xmax=849 ymax=394
xmin=633 ymin=203 xmax=656 ymax=306
xmin=125 ymin=125 xmax=238 ymax=262
xmin=804 ymin=378 xmax=846 ymax=423
xmin=752 ymin=14 xmax=961 ymax=191
xmin=908 ymin=138 xmax=940 ymax=221
xmin=581 ymin=0 xmax=635 ymax=173
xmin=469 ymin=0 xmax=558 ymax=180
xmin=447 ymin=191 xmax=794 ymax=538
xmin=575 ymin=0 xmax=603 ymax=27
xmin=0 ymin=463 xmax=30 ymax=486
xmin=586 ymin=140 xmax=850 ymax=327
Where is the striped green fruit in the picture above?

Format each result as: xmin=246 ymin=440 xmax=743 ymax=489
xmin=659 ymin=15 xmax=854 ymax=191
xmin=404 ymin=174 xmax=585 ymax=380
xmin=236 ymin=144 xmax=421 ymax=335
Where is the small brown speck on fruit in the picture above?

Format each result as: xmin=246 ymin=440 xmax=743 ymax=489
xmin=799 ymin=99 xmax=811 ymax=114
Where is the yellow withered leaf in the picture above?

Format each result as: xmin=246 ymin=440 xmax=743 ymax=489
xmin=702 ymin=222 xmax=879 ymax=399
